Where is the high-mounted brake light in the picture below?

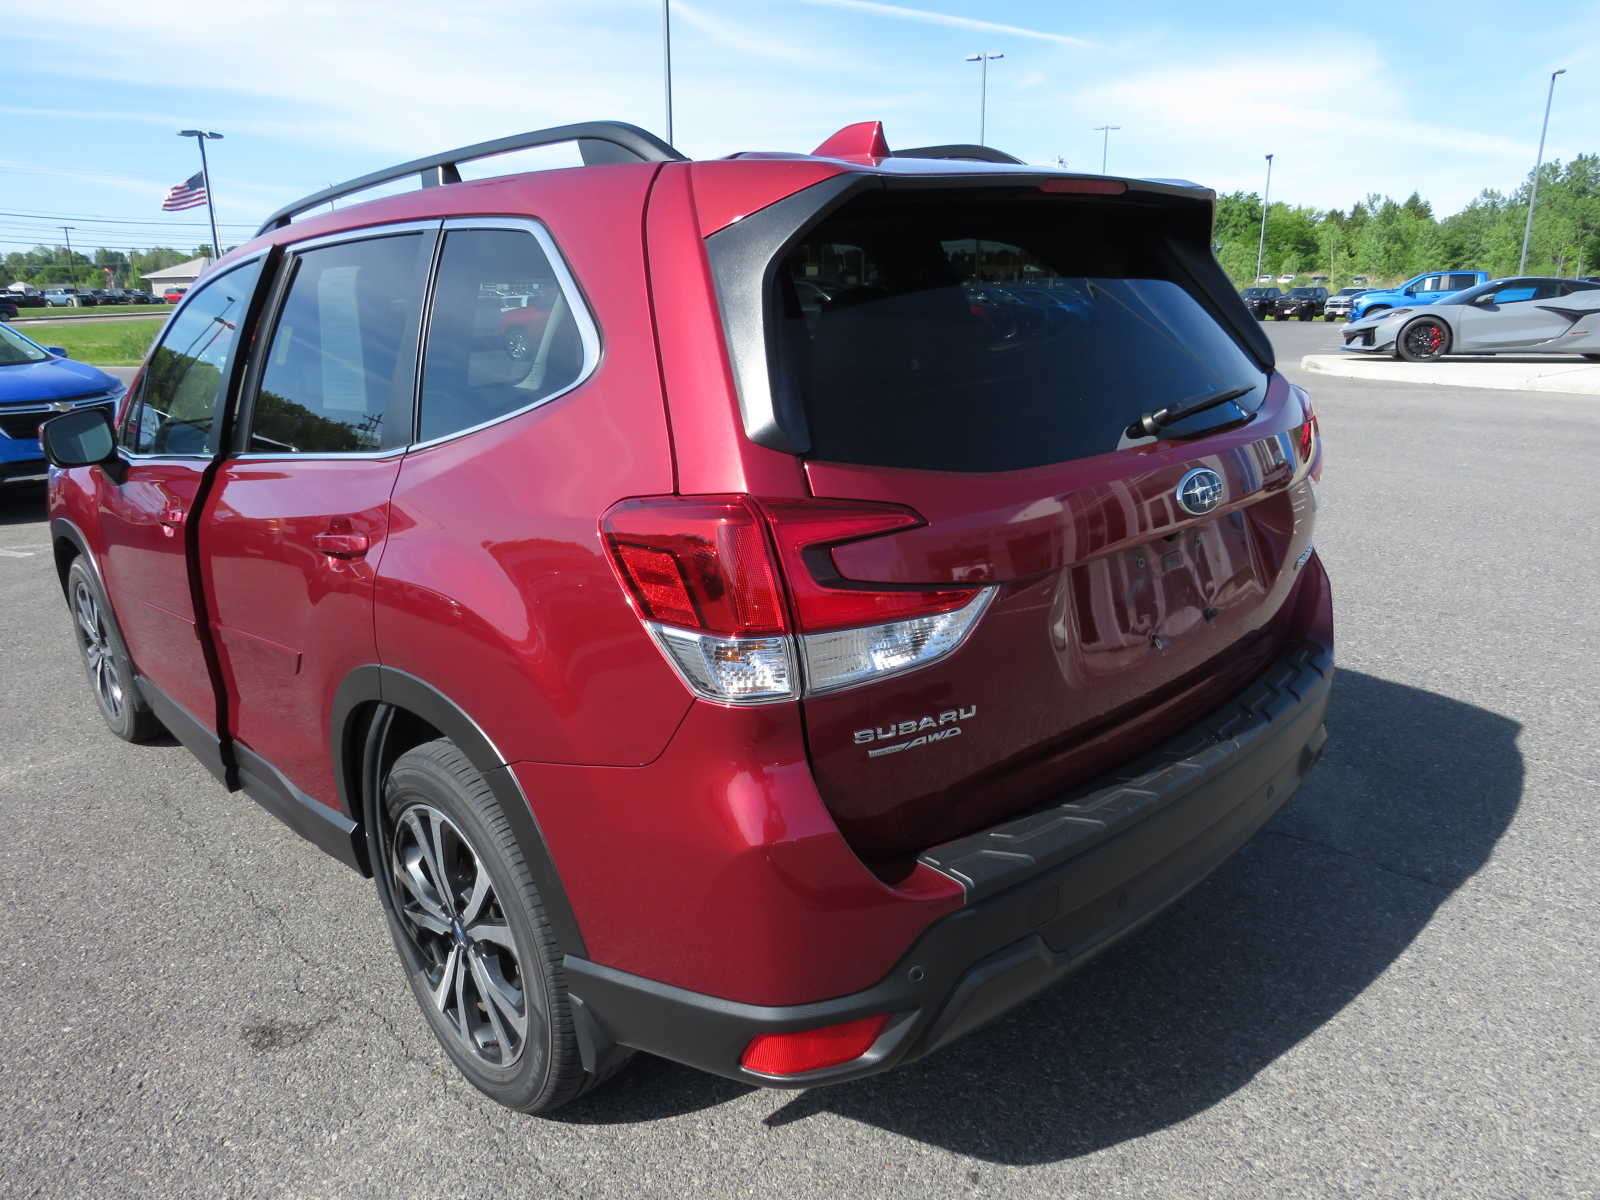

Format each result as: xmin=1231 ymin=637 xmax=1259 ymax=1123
xmin=740 ymin=1014 xmax=890 ymax=1075
xmin=601 ymin=496 xmax=995 ymax=704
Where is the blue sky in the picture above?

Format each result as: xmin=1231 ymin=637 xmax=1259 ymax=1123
xmin=4 ymin=0 xmax=1597 ymax=255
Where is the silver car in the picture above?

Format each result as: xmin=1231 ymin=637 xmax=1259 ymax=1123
xmin=1323 ymin=287 xmax=1366 ymax=321
xmin=1341 ymin=276 xmax=1600 ymax=362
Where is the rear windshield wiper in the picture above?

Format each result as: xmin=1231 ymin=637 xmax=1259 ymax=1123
xmin=1125 ymin=385 xmax=1256 ymax=439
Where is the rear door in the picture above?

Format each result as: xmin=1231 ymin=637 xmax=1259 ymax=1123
xmin=199 ymin=225 xmax=433 ymax=809
xmin=758 ymin=184 xmax=1320 ymax=858
xmin=96 ymin=258 xmax=265 ymax=728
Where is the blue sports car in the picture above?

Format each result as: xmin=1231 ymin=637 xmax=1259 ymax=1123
xmin=0 ymin=323 xmax=125 ymax=484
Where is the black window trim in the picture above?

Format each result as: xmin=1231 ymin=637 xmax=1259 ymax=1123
xmin=231 ymin=219 xmax=442 ymax=462
xmin=119 ymin=251 xmax=270 ymax=461
xmin=405 ymin=215 xmax=603 ymax=453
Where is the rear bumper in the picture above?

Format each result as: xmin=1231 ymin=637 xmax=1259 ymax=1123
xmin=567 ymin=641 xmax=1333 ymax=1087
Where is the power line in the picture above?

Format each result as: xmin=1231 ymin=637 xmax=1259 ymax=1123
xmin=0 ymin=209 xmax=256 ymax=229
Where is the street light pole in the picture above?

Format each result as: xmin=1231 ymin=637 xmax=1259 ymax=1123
xmin=1255 ymin=153 xmax=1274 ymax=284
xmin=1518 ymin=68 xmax=1566 ymax=274
xmin=662 ymin=0 xmax=674 ymax=145
xmin=177 ymin=129 xmax=224 ymax=264
xmin=965 ymin=52 xmax=1003 ymax=145
xmin=1093 ymin=124 xmax=1121 ymax=173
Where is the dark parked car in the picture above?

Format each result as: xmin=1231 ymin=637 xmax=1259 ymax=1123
xmin=0 ymin=298 xmax=15 ymax=322
xmin=1239 ymin=286 xmax=1282 ymax=320
xmin=1275 ymin=286 xmax=1329 ymax=321
xmin=3 ymin=290 xmax=47 ymax=309
xmin=42 ymin=119 xmax=1330 ymax=1115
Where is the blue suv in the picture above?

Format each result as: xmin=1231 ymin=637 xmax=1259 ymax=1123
xmin=0 ymin=323 xmax=124 ymax=483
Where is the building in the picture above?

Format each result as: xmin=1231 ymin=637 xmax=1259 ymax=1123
xmin=141 ymin=257 xmax=212 ymax=295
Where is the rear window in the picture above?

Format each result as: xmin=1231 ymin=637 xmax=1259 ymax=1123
xmin=774 ymin=191 xmax=1266 ymax=473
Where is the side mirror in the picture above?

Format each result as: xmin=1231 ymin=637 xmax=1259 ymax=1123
xmin=40 ymin=406 xmax=116 ymax=468
xmin=45 ymin=346 xmax=69 ymax=357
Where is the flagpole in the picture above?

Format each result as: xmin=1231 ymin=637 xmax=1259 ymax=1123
xmin=178 ymin=129 xmax=223 ymax=264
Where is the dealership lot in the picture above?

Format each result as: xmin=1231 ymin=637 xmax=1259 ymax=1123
xmin=1 ymin=321 xmax=1596 ymax=1198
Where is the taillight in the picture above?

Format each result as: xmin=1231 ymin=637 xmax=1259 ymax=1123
xmin=740 ymin=1014 xmax=890 ymax=1075
xmin=601 ymin=496 xmax=994 ymax=703
xmin=603 ymin=497 xmax=794 ymax=704
xmin=1291 ymin=384 xmax=1319 ymax=464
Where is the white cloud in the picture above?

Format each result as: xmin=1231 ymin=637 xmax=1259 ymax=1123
xmin=1054 ymin=37 xmax=1536 ymax=211
xmin=798 ymin=0 xmax=1094 ymax=47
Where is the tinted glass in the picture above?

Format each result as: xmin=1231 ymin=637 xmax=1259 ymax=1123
xmin=418 ymin=228 xmax=591 ymax=443
xmin=250 ymin=234 xmax=425 ymax=454
xmin=774 ymin=192 xmax=1266 ymax=473
xmin=125 ymin=259 xmax=262 ymax=455
xmin=1448 ymin=273 xmax=1481 ymax=289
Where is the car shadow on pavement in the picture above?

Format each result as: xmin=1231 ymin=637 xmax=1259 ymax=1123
xmin=0 ymin=480 xmax=47 ymax=526
xmin=559 ymin=669 xmax=1523 ymax=1161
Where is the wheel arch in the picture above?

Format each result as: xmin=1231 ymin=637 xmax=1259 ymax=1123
xmin=331 ymin=665 xmax=587 ymax=957
xmin=50 ymin=516 xmax=93 ymax=597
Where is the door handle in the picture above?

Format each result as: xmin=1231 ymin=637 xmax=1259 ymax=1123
xmin=159 ymin=505 xmax=186 ymax=526
xmin=313 ymin=524 xmax=370 ymax=559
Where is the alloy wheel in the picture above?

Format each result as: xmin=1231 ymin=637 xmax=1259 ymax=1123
xmin=72 ymin=578 xmax=124 ymax=721
xmin=1403 ymin=320 xmax=1446 ymax=360
xmin=389 ymin=804 xmax=535 ymax=1069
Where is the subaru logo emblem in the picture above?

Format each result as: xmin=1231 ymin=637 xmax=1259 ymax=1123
xmin=50 ymin=402 xmax=73 ymax=413
xmin=1175 ymin=467 xmax=1225 ymax=516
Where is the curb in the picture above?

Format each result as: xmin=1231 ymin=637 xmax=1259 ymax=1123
xmin=1300 ymin=353 xmax=1600 ymax=397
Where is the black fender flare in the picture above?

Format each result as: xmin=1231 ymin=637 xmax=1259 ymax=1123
xmin=330 ymin=665 xmax=587 ymax=957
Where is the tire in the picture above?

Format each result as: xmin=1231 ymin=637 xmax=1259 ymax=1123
xmin=1299 ymin=312 xmax=1312 ymax=322
xmin=65 ymin=557 xmax=163 ymax=742
xmin=375 ymin=739 xmax=626 ymax=1112
xmin=1396 ymin=315 xmax=1451 ymax=362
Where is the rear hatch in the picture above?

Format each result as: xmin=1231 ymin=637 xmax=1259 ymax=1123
xmin=712 ymin=174 xmax=1321 ymax=860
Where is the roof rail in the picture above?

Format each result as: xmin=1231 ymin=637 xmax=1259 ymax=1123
xmin=256 ymin=121 xmax=685 ymax=235
xmin=890 ymin=144 xmax=1025 ymax=166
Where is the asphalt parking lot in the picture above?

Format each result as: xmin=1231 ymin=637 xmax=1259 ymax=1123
xmin=2 ymin=320 xmax=1596 ymax=1198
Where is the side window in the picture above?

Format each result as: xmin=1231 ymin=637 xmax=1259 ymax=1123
xmin=122 ymin=260 xmax=262 ymax=455
xmin=1412 ymin=275 xmax=1446 ymax=293
xmin=1449 ymin=273 xmax=1481 ymax=290
xmin=417 ymin=226 xmax=594 ymax=444
xmin=248 ymin=233 xmax=426 ymax=454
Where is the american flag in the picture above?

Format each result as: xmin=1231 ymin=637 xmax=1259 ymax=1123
xmin=162 ymin=172 xmax=207 ymax=212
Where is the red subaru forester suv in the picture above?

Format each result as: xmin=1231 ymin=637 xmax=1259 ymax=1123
xmin=42 ymin=120 xmax=1330 ymax=1113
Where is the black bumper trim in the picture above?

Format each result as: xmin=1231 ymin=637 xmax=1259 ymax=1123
xmin=919 ymin=643 xmax=1332 ymax=901
xmin=566 ymin=641 xmax=1333 ymax=1088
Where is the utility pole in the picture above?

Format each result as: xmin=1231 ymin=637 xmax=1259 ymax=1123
xmin=1255 ymin=153 xmax=1274 ymax=284
xmin=965 ymin=52 xmax=1004 ymax=146
xmin=178 ymin=129 xmax=224 ymax=263
xmin=1094 ymin=124 xmax=1120 ymax=173
xmin=61 ymin=226 xmax=75 ymax=284
xmin=662 ymin=0 xmax=674 ymax=145
xmin=1519 ymin=68 xmax=1566 ymax=274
